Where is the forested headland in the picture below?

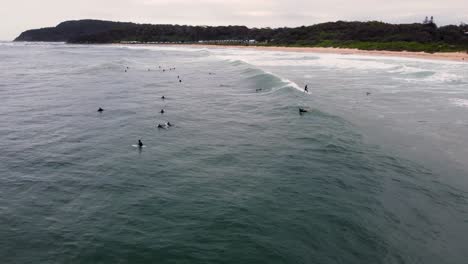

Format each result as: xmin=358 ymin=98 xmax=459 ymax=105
xmin=15 ymin=19 xmax=468 ymax=53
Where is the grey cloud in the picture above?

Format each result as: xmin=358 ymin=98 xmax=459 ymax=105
xmin=1 ymin=0 xmax=467 ymax=40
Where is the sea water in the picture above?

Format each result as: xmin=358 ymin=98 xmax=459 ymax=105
xmin=1 ymin=42 xmax=468 ymax=264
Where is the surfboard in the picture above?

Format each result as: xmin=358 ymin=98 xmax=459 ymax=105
xmin=132 ymin=145 xmax=146 ymax=148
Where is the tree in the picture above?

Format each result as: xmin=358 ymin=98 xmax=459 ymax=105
xmin=423 ymin=16 xmax=429 ymax=24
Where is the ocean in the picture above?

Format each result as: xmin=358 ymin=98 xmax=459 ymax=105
xmin=1 ymin=42 xmax=468 ymax=264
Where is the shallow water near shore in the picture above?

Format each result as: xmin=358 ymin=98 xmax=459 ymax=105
xmin=1 ymin=42 xmax=468 ymax=264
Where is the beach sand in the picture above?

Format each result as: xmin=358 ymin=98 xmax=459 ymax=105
xmin=155 ymin=44 xmax=468 ymax=62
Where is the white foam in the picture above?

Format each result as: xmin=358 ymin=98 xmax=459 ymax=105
xmin=400 ymin=72 xmax=464 ymax=84
xmin=114 ymin=44 xmax=208 ymax=54
xmin=450 ymin=98 xmax=468 ymax=108
xmin=277 ymin=75 xmax=303 ymax=92
xmin=388 ymin=65 xmax=427 ymax=74
xmin=253 ymin=69 xmax=302 ymax=93
xmin=426 ymin=72 xmax=463 ymax=83
xmin=106 ymin=44 xmax=468 ymax=85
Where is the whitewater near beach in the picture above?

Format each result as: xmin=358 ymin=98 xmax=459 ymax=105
xmin=162 ymin=44 xmax=468 ymax=62
xmin=1 ymin=42 xmax=468 ymax=264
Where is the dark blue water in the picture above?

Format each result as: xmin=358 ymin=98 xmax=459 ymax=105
xmin=1 ymin=42 xmax=468 ymax=264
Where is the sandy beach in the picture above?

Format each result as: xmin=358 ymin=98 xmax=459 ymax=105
xmin=155 ymin=44 xmax=468 ymax=62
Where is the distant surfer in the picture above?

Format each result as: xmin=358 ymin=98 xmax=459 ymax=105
xmin=138 ymin=140 xmax=143 ymax=148
xmin=366 ymin=92 xmax=371 ymax=96
xmin=304 ymin=85 xmax=309 ymax=93
xmin=299 ymin=107 xmax=308 ymax=114
xmin=157 ymin=122 xmax=173 ymax=129
xmin=98 ymin=107 xmax=104 ymax=112
xmin=161 ymin=96 xmax=166 ymax=100
xmin=160 ymin=109 xmax=165 ymax=114
xmin=179 ymin=79 xmax=182 ymax=83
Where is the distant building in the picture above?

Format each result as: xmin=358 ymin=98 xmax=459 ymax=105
xmin=120 ymin=41 xmax=140 ymax=44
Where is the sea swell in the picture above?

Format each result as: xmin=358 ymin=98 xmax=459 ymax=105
xmin=226 ymin=59 xmax=304 ymax=93
xmin=2 ymin=42 xmax=468 ymax=264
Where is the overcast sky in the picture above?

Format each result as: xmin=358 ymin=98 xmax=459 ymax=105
xmin=1 ymin=0 xmax=467 ymax=40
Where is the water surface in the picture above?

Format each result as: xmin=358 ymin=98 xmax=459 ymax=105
xmin=1 ymin=42 xmax=468 ymax=264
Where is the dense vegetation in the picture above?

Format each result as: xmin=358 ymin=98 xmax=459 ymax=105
xmin=14 ymin=20 xmax=134 ymax=42
xmin=15 ymin=19 xmax=468 ymax=52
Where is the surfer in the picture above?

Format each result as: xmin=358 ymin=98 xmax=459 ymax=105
xmin=304 ymin=85 xmax=309 ymax=93
xmin=299 ymin=107 xmax=308 ymax=114
xmin=98 ymin=107 xmax=104 ymax=112
xmin=366 ymin=92 xmax=371 ymax=96
xmin=138 ymin=140 xmax=143 ymax=148
xmin=160 ymin=109 xmax=165 ymax=114
xmin=161 ymin=96 xmax=165 ymax=100
xmin=179 ymin=79 xmax=182 ymax=83
xmin=157 ymin=122 xmax=172 ymax=129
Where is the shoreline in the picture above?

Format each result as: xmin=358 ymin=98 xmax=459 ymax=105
xmin=140 ymin=43 xmax=468 ymax=62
